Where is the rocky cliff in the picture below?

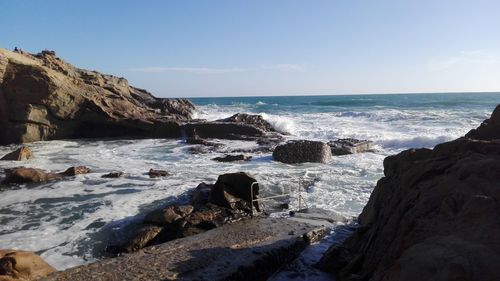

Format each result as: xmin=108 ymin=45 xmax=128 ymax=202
xmin=0 ymin=48 xmax=195 ymax=145
xmin=318 ymin=104 xmax=500 ymax=281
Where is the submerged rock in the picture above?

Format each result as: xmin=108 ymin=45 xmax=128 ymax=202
xmin=317 ymin=105 xmax=500 ymax=281
xmin=60 ymin=166 xmax=91 ymax=176
xmin=0 ymin=146 xmax=34 ymax=161
xmin=101 ymin=172 xmax=124 ymax=178
xmin=0 ymin=249 xmax=55 ymax=280
xmin=212 ymin=154 xmax=252 ymax=162
xmin=273 ymin=140 xmax=332 ymax=164
xmin=2 ymin=167 xmax=62 ymax=184
xmin=328 ymin=138 xmax=373 ymax=155
xmin=0 ymin=48 xmax=195 ymax=145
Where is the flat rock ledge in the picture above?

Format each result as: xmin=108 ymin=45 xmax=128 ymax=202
xmin=42 ymin=218 xmax=325 ymax=281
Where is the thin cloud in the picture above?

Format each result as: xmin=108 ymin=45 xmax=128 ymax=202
xmin=261 ymin=63 xmax=305 ymax=72
xmin=428 ymin=50 xmax=500 ymax=71
xmin=129 ymin=66 xmax=246 ymax=74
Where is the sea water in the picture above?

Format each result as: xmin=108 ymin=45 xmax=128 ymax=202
xmin=0 ymin=93 xmax=498 ymax=271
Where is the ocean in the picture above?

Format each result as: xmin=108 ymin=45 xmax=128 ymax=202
xmin=0 ymin=92 xmax=499 ymax=271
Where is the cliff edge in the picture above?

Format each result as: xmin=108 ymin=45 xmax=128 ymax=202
xmin=318 ymin=104 xmax=500 ymax=281
xmin=0 ymin=48 xmax=195 ymax=145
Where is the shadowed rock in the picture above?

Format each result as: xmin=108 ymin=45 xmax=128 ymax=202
xmin=148 ymin=169 xmax=170 ymax=178
xmin=273 ymin=140 xmax=332 ymax=164
xmin=101 ymin=172 xmax=124 ymax=178
xmin=212 ymin=154 xmax=252 ymax=162
xmin=317 ymin=104 xmax=500 ymax=281
xmin=0 ymin=146 xmax=34 ymax=161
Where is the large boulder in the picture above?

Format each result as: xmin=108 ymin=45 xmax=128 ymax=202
xmin=216 ymin=113 xmax=277 ymax=133
xmin=210 ymin=172 xmax=260 ymax=212
xmin=273 ymin=140 xmax=332 ymax=164
xmin=0 ymin=48 xmax=195 ymax=145
xmin=0 ymin=147 xmax=34 ymax=161
xmin=465 ymin=104 xmax=500 ymax=140
xmin=0 ymin=249 xmax=55 ymax=280
xmin=2 ymin=166 xmax=91 ymax=184
xmin=317 ymin=106 xmax=500 ymax=281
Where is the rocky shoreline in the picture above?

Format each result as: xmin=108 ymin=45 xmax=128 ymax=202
xmin=1 ymin=48 xmax=499 ymax=280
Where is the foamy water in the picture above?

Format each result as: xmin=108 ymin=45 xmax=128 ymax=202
xmin=0 ymin=93 xmax=498 ymax=270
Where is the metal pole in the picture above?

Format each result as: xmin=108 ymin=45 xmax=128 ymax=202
xmin=250 ymin=182 xmax=254 ymax=217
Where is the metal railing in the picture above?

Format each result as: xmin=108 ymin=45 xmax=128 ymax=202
xmin=249 ymin=178 xmax=308 ymax=217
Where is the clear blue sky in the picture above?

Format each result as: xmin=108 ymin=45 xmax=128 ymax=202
xmin=2 ymin=0 xmax=500 ymax=97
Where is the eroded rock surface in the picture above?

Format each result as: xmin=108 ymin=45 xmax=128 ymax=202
xmin=0 ymin=249 xmax=55 ymax=281
xmin=273 ymin=140 xmax=332 ymax=164
xmin=328 ymin=138 xmax=373 ymax=155
xmin=0 ymin=48 xmax=195 ymax=145
xmin=317 ymin=105 xmax=500 ymax=281
xmin=0 ymin=147 xmax=34 ymax=161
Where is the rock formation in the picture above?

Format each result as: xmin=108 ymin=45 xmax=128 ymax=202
xmin=0 ymin=147 xmax=34 ymax=161
xmin=273 ymin=140 xmax=332 ymax=164
xmin=317 ymin=105 xmax=500 ymax=281
xmin=212 ymin=154 xmax=252 ymax=162
xmin=2 ymin=166 xmax=91 ymax=184
xmin=0 ymin=48 xmax=195 ymax=145
xmin=328 ymin=138 xmax=373 ymax=155
xmin=0 ymin=249 xmax=55 ymax=280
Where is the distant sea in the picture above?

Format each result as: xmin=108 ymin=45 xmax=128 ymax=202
xmin=0 ymin=92 xmax=499 ymax=270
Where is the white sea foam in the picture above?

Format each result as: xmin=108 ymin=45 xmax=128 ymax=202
xmin=0 ymin=100 xmax=494 ymax=270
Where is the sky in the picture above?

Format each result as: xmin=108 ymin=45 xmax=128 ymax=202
xmin=1 ymin=0 xmax=500 ymax=97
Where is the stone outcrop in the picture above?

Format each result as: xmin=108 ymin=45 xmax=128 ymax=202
xmin=2 ymin=166 xmax=91 ymax=184
xmin=0 ymin=249 xmax=55 ymax=280
xmin=216 ymin=113 xmax=278 ymax=133
xmin=0 ymin=48 xmax=195 ymax=145
xmin=212 ymin=154 xmax=252 ymax=162
xmin=148 ymin=169 xmax=169 ymax=178
xmin=109 ymin=172 xmax=261 ymax=254
xmin=317 ymin=105 xmax=500 ymax=281
xmin=328 ymin=138 xmax=373 ymax=155
xmin=0 ymin=147 xmax=34 ymax=161
xmin=273 ymin=140 xmax=332 ymax=164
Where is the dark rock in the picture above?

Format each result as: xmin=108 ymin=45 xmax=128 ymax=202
xmin=212 ymin=154 xmax=252 ymax=162
xmin=181 ymin=122 xmax=268 ymax=141
xmin=190 ymin=183 xmax=213 ymax=207
xmin=143 ymin=205 xmax=194 ymax=226
xmin=101 ymin=172 xmax=124 ymax=178
xmin=59 ymin=166 xmax=91 ymax=176
xmin=210 ymin=172 xmax=260 ymax=212
xmin=317 ymin=105 xmax=500 ymax=281
xmin=148 ymin=169 xmax=169 ymax=178
xmin=273 ymin=140 xmax=332 ymax=164
xmin=216 ymin=113 xmax=277 ymax=133
xmin=328 ymin=138 xmax=373 ymax=155
xmin=0 ymin=48 xmax=195 ymax=145
xmin=2 ymin=167 xmax=62 ymax=184
xmin=465 ymin=104 xmax=500 ymax=140
xmin=119 ymin=225 xmax=163 ymax=253
xmin=0 ymin=146 xmax=34 ymax=161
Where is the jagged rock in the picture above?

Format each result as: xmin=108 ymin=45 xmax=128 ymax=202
xmin=59 ymin=166 xmax=91 ymax=176
xmin=317 ymin=105 xmax=500 ymax=281
xmin=190 ymin=183 xmax=213 ymax=208
xmin=143 ymin=205 xmax=194 ymax=226
xmin=2 ymin=167 xmax=62 ymax=184
xmin=465 ymin=104 xmax=500 ymax=140
xmin=210 ymin=172 xmax=260 ymax=212
xmin=0 ymin=146 xmax=33 ymax=161
xmin=148 ymin=169 xmax=169 ymax=178
xmin=328 ymin=138 xmax=374 ymax=155
xmin=212 ymin=154 xmax=252 ymax=162
xmin=216 ymin=113 xmax=277 ymax=132
xmin=101 ymin=172 xmax=124 ymax=178
xmin=119 ymin=226 xmax=163 ymax=253
xmin=273 ymin=140 xmax=332 ymax=164
xmin=0 ymin=249 xmax=55 ymax=280
xmin=0 ymin=48 xmax=195 ymax=145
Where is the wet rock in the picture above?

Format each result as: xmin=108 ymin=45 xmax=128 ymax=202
xmin=190 ymin=183 xmax=213 ymax=207
xmin=317 ymin=105 xmax=500 ymax=281
xmin=181 ymin=122 xmax=268 ymax=141
xmin=0 ymin=249 xmax=55 ymax=280
xmin=119 ymin=226 xmax=163 ymax=253
xmin=148 ymin=169 xmax=169 ymax=178
xmin=59 ymin=166 xmax=91 ymax=176
xmin=216 ymin=113 xmax=277 ymax=133
xmin=0 ymin=48 xmax=194 ymax=145
xmin=2 ymin=167 xmax=62 ymax=184
xmin=210 ymin=172 xmax=260 ymax=212
xmin=0 ymin=146 xmax=34 ymax=161
xmin=101 ymin=172 xmax=124 ymax=178
xmin=273 ymin=140 xmax=332 ymax=164
xmin=212 ymin=154 xmax=252 ymax=162
xmin=328 ymin=138 xmax=373 ymax=155
xmin=144 ymin=205 xmax=194 ymax=226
